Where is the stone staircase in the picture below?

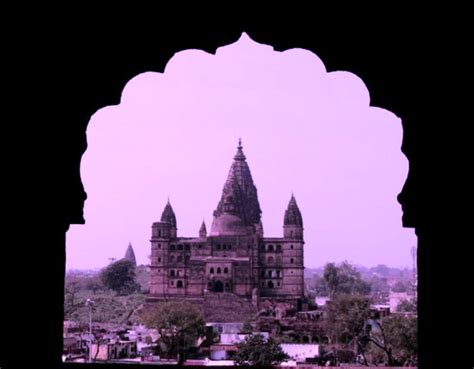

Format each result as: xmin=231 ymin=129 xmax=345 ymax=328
xmin=203 ymin=292 xmax=257 ymax=323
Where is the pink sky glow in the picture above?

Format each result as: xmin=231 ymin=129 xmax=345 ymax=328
xmin=66 ymin=33 xmax=415 ymax=270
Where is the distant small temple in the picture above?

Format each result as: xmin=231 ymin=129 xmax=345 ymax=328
xmin=124 ymin=242 xmax=137 ymax=266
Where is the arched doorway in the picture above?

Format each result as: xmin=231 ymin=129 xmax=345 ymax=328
xmin=214 ymin=280 xmax=224 ymax=292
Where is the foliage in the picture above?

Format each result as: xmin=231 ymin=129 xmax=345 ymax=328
xmin=391 ymin=281 xmax=407 ymax=292
xmin=83 ymin=275 xmax=104 ymax=294
xmin=323 ymin=262 xmax=371 ymax=296
xmin=324 ymin=293 xmax=371 ymax=346
xmin=366 ymin=275 xmax=390 ymax=294
xmin=367 ymin=314 xmax=417 ymax=366
xmin=240 ymin=320 xmax=254 ymax=334
xmin=100 ymin=259 xmax=139 ymax=295
xmin=65 ymin=277 xmax=83 ymax=309
xmin=312 ymin=274 xmax=329 ymax=296
xmin=233 ymin=334 xmax=289 ymax=367
xmin=397 ymin=298 xmax=417 ymax=312
xmin=135 ymin=264 xmax=150 ymax=293
xmin=141 ymin=301 xmax=206 ymax=365
xmin=64 ymin=289 xmax=146 ymax=325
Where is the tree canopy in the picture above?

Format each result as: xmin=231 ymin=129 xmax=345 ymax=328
xmin=323 ymin=262 xmax=371 ymax=296
xmin=325 ymin=293 xmax=371 ymax=346
xmin=142 ymin=301 xmax=206 ymax=365
xmin=367 ymin=314 xmax=417 ymax=366
xmin=233 ymin=334 xmax=289 ymax=367
xmin=100 ymin=258 xmax=139 ymax=295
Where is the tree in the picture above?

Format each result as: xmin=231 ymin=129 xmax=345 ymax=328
xmin=396 ymin=298 xmax=417 ymax=313
xmin=323 ymin=262 xmax=371 ymax=296
xmin=313 ymin=274 xmax=328 ymax=296
xmin=325 ymin=294 xmax=371 ymax=358
xmin=391 ymin=281 xmax=407 ymax=292
xmin=100 ymin=258 xmax=139 ymax=295
xmin=240 ymin=320 xmax=254 ymax=334
xmin=233 ymin=334 xmax=289 ymax=367
xmin=142 ymin=301 xmax=205 ymax=365
xmin=65 ymin=277 xmax=83 ymax=310
xmin=366 ymin=315 xmax=417 ymax=366
xmin=83 ymin=275 xmax=104 ymax=294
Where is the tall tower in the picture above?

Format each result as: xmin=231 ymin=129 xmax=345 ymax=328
xmin=149 ymin=200 xmax=178 ymax=296
xmin=282 ymin=194 xmax=305 ymax=298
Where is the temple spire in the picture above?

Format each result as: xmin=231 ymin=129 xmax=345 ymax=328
xmin=284 ymin=194 xmax=303 ymax=227
xmin=199 ymin=220 xmax=207 ymax=238
xmin=124 ymin=242 xmax=137 ymax=266
xmin=161 ymin=200 xmax=177 ymax=228
xmin=212 ymin=140 xmax=262 ymax=228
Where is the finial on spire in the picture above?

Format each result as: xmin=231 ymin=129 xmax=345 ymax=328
xmin=234 ymin=138 xmax=246 ymax=161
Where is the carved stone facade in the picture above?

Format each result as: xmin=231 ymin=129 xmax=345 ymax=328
xmin=148 ymin=140 xmax=305 ymax=309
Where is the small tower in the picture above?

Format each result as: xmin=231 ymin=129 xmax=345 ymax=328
xmin=124 ymin=242 xmax=137 ymax=266
xmin=283 ymin=194 xmax=304 ymax=240
xmin=199 ymin=220 xmax=207 ymax=239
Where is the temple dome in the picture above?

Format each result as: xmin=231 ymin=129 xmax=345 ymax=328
xmin=210 ymin=213 xmax=249 ymax=236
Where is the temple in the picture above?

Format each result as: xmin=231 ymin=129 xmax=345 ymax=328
xmin=147 ymin=140 xmax=306 ymax=315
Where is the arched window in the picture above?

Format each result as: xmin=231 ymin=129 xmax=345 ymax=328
xmin=177 ymin=270 xmax=181 ymax=276
xmin=277 ymin=270 xmax=281 ymax=278
xmin=158 ymin=244 xmax=161 ymax=249
xmin=170 ymin=244 xmax=175 ymax=251
xmin=170 ymin=270 xmax=175 ymax=277
xmin=217 ymin=267 xmax=222 ymax=274
xmin=276 ymin=244 xmax=281 ymax=252
xmin=267 ymin=256 xmax=274 ymax=264
xmin=224 ymin=267 xmax=228 ymax=274
xmin=217 ymin=244 xmax=221 ymax=250
xmin=169 ymin=256 xmax=175 ymax=262
xmin=277 ymin=282 xmax=281 ymax=286
xmin=261 ymin=270 xmax=265 ymax=277
xmin=228 ymin=244 xmax=232 ymax=249
xmin=268 ymin=244 xmax=274 ymax=251
xmin=261 ymin=244 xmax=265 ymax=251
xmin=210 ymin=267 xmax=214 ymax=274
xmin=290 ymin=258 xmax=294 ymax=263
xmin=171 ymin=280 xmax=174 ymax=286
xmin=177 ymin=255 xmax=183 ymax=262
xmin=185 ymin=244 xmax=190 ymax=250
xmin=176 ymin=280 xmax=183 ymax=288
xmin=268 ymin=280 xmax=274 ymax=288
xmin=185 ymin=255 xmax=190 ymax=263
xmin=276 ymin=256 xmax=282 ymax=264
xmin=177 ymin=244 xmax=183 ymax=250
xmin=158 ymin=230 xmax=161 ymax=237
xmin=158 ymin=257 xmax=161 ymax=262
xmin=290 ymin=245 xmax=294 ymax=249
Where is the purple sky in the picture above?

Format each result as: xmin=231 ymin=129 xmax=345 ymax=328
xmin=66 ymin=33 xmax=415 ymax=270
